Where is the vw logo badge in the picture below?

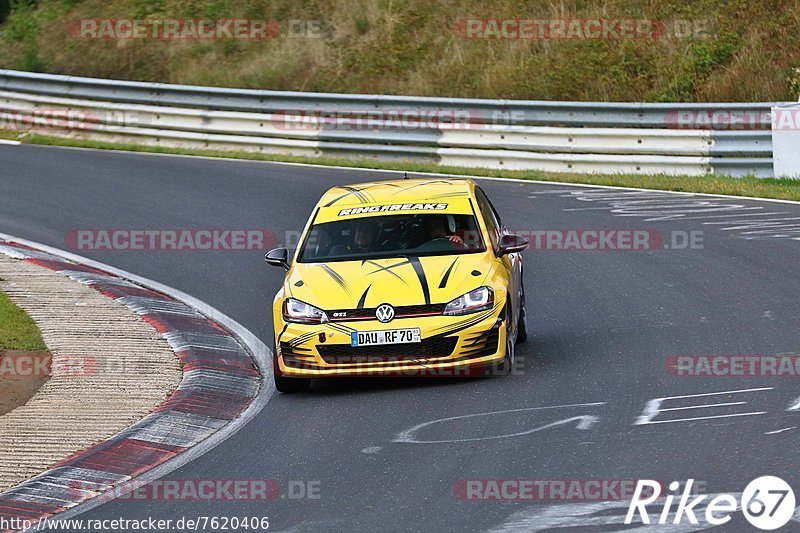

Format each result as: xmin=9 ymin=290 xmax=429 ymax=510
xmin=375 ymin=304 xmax=395 ymax=323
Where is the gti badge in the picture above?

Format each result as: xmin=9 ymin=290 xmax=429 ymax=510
xmin=375 ymin=303 xmax=395 ymax=323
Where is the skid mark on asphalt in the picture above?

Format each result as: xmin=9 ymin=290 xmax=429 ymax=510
xmin=394 ymin=388 xmax=794 ymax=446
xmin=531 ymin=188 xmax=800 ymax=241
xmin=765 ymin=426 xmax=796 ymax=435
xmin=361 ymin=446 xmax=382 ymax=454
xmin=393 ymin=402 xmax=606 ymax=444
xmin=634 ymin=387 xmax=772 ymax=426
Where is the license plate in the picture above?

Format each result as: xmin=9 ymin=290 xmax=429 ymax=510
xmin=351 ymin=328 xmax=421 ymax=347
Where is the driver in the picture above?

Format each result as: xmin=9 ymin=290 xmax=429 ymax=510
xmin=423 ymin=216 xmax=464 ymax=247
xmin=352 ymin=221 xmax=376 ymax=252
xmin=330 ymin=220 xmax=378 ymax=255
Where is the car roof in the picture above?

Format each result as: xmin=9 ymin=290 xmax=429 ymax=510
xmin=317 ymin=178 xmax=476 ymax=208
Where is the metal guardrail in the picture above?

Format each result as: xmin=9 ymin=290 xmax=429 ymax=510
xmin=0 ymin=69 xmax=783 ymax=177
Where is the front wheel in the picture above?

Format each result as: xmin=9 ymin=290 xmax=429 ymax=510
xmin=488 ymin=307 xmax=515 ymax=377
xmin=273 ymin=341 xmax=311 ymax=393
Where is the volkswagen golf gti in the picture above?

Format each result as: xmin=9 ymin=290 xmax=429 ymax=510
xmin=265 ymin=178 xmax=528 ymax=392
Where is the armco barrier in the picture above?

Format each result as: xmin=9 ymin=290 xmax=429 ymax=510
xmin=0 ymin=69 xmax=785 ymax=177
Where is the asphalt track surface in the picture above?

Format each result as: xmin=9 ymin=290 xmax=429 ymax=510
xmin=2 ymin=144 xmax=800 ymax=532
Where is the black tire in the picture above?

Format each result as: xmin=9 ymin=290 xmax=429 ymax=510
xmin=500 ymin=327 xmax=515 ymax=375
xmin=487 ymin=305 xmax=514 ymax=377
xmin=273 ymin=340 xmax=311 ymax=393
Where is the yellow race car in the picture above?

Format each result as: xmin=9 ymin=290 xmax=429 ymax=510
xmin=265 ymin=178 xmax=528 ymax=392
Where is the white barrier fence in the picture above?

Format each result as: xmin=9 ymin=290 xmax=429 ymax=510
xmin=0 ymin=69 xmax=786 ymax=177
xmin=772 ymin=104 xmax=800 ymax=178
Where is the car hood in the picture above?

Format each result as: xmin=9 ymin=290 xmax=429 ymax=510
xmin=285 ymin=253 xmax=493 ymax=310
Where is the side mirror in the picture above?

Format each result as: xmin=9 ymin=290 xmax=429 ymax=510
xmin=498 ymin=234 xmax=528 ymax=256
xmin=265 ymin=248 xmax=290 ymax=271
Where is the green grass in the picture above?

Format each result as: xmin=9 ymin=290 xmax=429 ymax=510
xmin=3 ymin=128 xmax=800 ymax=202
xmin=0 ymin=289 xmax=48 ymax=351
xmin=1 ymin=0 xmax=799 ymax=102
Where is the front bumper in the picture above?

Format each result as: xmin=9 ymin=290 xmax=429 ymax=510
xmin=275 ymin=304 xmax=506 ymax=377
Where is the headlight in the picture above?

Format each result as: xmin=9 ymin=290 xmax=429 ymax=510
xmin=443 ymin=287 xmax=494 ymax=315
xmin=283 ymin=298 xmax=329 ymax=324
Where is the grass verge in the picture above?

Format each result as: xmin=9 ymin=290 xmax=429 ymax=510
xmin=0 ymin=287 xmax=49 ymax=416
xmin=0 ymin=289 xmax=47 ymax=352
xmin=2 ymin=129 xmax=800 ymax=202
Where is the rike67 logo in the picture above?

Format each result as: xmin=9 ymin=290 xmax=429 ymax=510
xmin=626 ymin=476 xmax=795 ymax=530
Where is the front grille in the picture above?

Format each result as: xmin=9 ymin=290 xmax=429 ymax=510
xmin=327 ymin=303 xmax=446 ymax=322
xmin=317 ymin=336 xmax=458 ymax=364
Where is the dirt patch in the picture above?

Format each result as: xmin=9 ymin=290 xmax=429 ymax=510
xmin=0 ymin=350 xmax=50 ymax=415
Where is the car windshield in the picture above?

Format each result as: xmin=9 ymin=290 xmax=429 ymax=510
xmin=297 ymin=213 xmax=486 ymax=262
